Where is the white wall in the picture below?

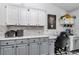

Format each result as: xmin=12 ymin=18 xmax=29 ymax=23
xmin=70 ymin=9 xmax=79 ymax=36
xmin=23 ymin=3 xmax=67 ymax=36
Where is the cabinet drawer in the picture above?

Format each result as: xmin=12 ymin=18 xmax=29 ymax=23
xmin=40 ymin=38 xmax=48 ymax=42
xmin=15 ymin=39 xmax=28 ymax=44
xmin=0 ymin=40 xmax=15 ymax=45
xmin=49 ymin=39 xmax=54 ymax=43
xmin=29 ymin=38 xmax=39 ymax=43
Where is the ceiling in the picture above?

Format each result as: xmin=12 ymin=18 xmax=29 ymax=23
xmin=53 ymin=3 xmax=79 ymax=12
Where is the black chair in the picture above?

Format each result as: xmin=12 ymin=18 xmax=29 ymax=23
xmin=55 ymin=32 xmax=70 ymax=55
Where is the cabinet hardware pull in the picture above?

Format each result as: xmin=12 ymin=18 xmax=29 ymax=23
xmin=49 ymin=44 xmax=51 ymax=45
xmin=6 ymin=42 xmax=8 ymax=44
xmin=37 ymin=43 xmax=39 ymax=45
xmin=27 ymin=44 xmax=30 ymax=46
xmin=5 ymin=6 xmax=7 ymax=8
xmin=28 ymin=9 xmax=29 ymax=11
xmin=33 ymin=40 xmax=35 ymax=43
xmin=12 ymin=46 xmax=14 ymax=48
xmin=21 ymin=41 xmax=23 ymax=43
xmin=16 ymin=46 xmax=18 ymax=47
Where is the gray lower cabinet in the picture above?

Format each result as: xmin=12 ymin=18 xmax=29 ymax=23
xmin=16 ymin=44 xmax=29 ymax=55
xmin=29 ymin=43 xmax=39 ymax=55
xmin=0 ymin=37 xmax=54 ymax=55
xmin=49 ymin=43 xmax=54 ymax=55
xmin=39 ymin=42 xmax=49 ymax=55
xmin=49 ymin=40 xmax=54 ymax=55
xmin=0 ymin=45 xmax=15 ymax=55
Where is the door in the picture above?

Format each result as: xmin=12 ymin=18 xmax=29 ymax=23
xmin=39 ymin=42 xmax=49 ymax=55
xmin=49 ymin=40 xmax=54 ymax=55
xmin=19 ymin=8 xmax=29 ymax=25
xmin=1 ymin=46 xmax=15 ymax=55
xmin=6 ymin=5 xmax=19 ymax=25
xmin=38 ymin=10 xmax=46 ymax=26
xmin=29 ymin=43 xmax=39 ymax=55
xmin=16 ymin=44 xmax=28 ymax=55
xmin=29 ymin=9 xmax=39 ymax=25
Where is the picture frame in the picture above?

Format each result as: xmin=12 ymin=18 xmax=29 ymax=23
xmin=48 ymin=14 xmax=56 ymax=29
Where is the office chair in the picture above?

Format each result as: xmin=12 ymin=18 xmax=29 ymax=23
xmin=55 ymin=32 xmax=70 ymax=55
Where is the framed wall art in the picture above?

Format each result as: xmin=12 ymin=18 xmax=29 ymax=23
xmin=48 ymin=14 xmax=56 ymax=29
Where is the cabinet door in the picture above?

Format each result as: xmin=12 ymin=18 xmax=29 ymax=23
xmin=74 ymin=39 xmax=79 ymax=50
xmin=6 ymin=5 xmax=19 ymax=25
xmin=0 ymin=4 xmax=6 ymax=25
xmin=19 ymin=8 xmax=29 ymax=25
xmin=39 ymin=42 xmax=49 ymax=55
xmin=38 ymin=10 xmax=46 ymax=26
xmin=29 ymin=43 xmax=39 ymax=55
xmin=49 ymin=42 xmax=54 ymax=55
xmin=29 ymin=9 xmax=39 ymax=25
xmin=16 ymin=44 xmax=28 ymax=55
xmin=1 ymin=46 xmax=15 ymax=55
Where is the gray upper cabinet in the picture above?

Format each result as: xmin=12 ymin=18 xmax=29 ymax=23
xmin=6 ymin=5 xmax=19 ymax=25
xmin=38 ymin=10 xmax=46 ymax=26
xmin=0 ymin=4 xmax=46 ymax=26
xmin=16 ymin=44 xmax=28 ymax=55
xmin=0 ymin=46 xmax=15 ymax=55
xmin=29 ymin=9 xmax=39 ymax=26
xmin=6 ymin=5 xmax=29 ymax=25
xmin=19 ymin=8 xmax=29 ymax=25
xmin=0 ymin=4 xmax=6 ymax=25
xmin=4 ymin=5 xmax=46 ymax=26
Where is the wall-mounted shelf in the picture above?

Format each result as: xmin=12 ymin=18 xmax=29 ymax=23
xmin=61 ymin=24 xmax=74 ymax=27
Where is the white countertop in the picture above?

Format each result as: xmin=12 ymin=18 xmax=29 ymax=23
xmin=0 ymin=35 xmax=58 ymax=41
xmin=49 ymin=36 xmax=57 ymax=39
xmin=0 ymin=35 xmax=49 ymax=40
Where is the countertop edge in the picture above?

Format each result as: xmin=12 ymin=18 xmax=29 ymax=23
xmin=0 ymin=35 xmax=49 ymax=40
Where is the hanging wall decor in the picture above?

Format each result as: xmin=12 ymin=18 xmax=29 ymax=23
xmin=48 ymin=14 xmax=56 ymax=29
xmin=59 ymin=13 xmax=76 ymax=25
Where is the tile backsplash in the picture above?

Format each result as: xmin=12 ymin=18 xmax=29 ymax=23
xmin=7 ymin=26 xmax=44 ymax=36
xmin=0 ymin=25 xmax=7 ymax=38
